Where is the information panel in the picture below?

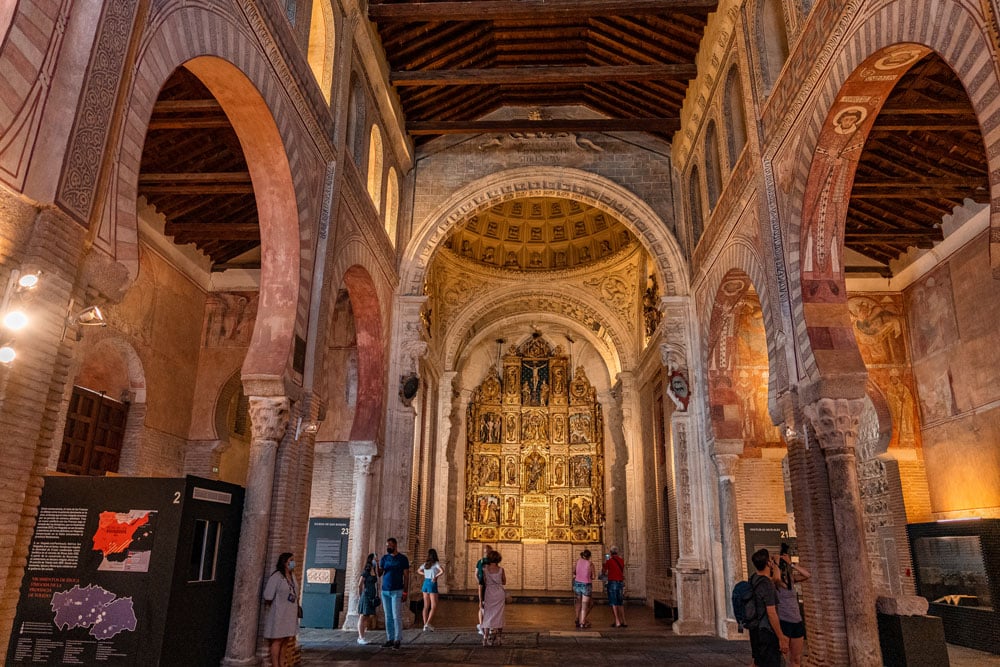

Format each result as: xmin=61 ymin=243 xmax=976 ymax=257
xmin=743 ymin=522 xmax=796 ymax=574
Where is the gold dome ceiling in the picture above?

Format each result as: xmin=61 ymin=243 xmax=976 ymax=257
xmin=443 ymin=197 xmax=635 ymax=271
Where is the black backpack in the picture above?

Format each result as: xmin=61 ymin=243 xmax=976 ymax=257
xmin=732 ymin=575 xmax=766 ymax=631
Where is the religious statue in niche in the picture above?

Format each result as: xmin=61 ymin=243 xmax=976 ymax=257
xmin=465 ymin=334 xmax=604 ymax=544
xmin=643 ymin=275 xmax=662 ymax=338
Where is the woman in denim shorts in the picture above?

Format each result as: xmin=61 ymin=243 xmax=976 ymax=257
xmin=573 ymin=549 xmax=594 ymax=628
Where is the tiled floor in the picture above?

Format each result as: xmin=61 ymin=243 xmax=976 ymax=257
xmin=297 ymin=600 xmax=1000 ymax=665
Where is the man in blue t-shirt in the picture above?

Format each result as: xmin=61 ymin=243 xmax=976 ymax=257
xmin=378 ymin=537 xmax=410 ymax=649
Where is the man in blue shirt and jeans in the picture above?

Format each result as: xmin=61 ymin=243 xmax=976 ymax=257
xmin=378 ymin=537 xmax=410 ymax=649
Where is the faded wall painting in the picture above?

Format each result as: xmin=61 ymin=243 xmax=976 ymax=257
xmin=465 ymin=335 xmax=604 ymax=544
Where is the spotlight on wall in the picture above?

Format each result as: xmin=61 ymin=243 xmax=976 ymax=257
xmin=61 ymin=300 xmax=107 ymax=341
xmin=0 ymin=269 xmax=43 ymax=364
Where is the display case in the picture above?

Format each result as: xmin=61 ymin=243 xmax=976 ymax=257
xmin=907 ymin=519 xmax=1000 ymax=655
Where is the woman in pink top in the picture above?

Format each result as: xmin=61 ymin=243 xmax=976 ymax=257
xmin=572 ymin=549 xmax=595 ymax=628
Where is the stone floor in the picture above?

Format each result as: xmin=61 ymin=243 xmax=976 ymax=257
xmin=297 ymin=600 xmax=1000 ymax=665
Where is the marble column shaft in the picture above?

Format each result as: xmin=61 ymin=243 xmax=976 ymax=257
xmin=713 ymin=451 xmax=742 ymax=616
xmin=223 ymin=396 xmax=290 ymax=666
xmin=343 ymin=452 xmax=376 ymax=631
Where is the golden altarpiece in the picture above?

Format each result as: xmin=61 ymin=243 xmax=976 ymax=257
xmin=465 ymin=335 xmax=605 ymax=544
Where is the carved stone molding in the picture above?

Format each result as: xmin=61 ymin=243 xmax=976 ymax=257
xmin=248 ymin=396 xmax=291 ymax=442
xmin=802 ymin=397 xmax=866 ymax=454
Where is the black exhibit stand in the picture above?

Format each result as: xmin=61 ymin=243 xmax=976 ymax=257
xmin=6 ymin=475 xmax=244 ymax=666
xmin=301 ymin=517 xmax=348 ymax=629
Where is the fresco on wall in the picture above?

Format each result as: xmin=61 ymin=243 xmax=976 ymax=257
xmin=848 ymin=294 xmax=921 ymax=448
xmin=905 ymin=266 xmax=958 ymax=361
xmin=709 ymin=280 xmax=781 ymax=447
xmin=203 ymin=292 xmax=258 ymax=347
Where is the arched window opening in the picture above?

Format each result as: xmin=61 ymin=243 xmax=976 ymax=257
xmin=705 ymin=121 xmax=723 ymax=210
xmin=346 ymin=76 xmax=365 ymax=161
xmin=306 ymin=0 xmax=335 ymax=103
xmin=725 ymin=67 xmax=749 ymax=166
xmin=689 ymin=167 xmax=704 ymax=247
xmin=367 ymin=125 xmax=384 ymax=213
xmin=385 ymin=167 xmax=399 ymax=248
xmin=758 ymin=0 xmax=790 ymax=92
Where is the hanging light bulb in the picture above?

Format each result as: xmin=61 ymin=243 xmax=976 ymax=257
xmin=17 ymin=272 xmax=40 ymax=290
xmin=2 ymin=309 xmax=28 ymax=331
xmin=0 ymin=346 xmax=15 ymax=364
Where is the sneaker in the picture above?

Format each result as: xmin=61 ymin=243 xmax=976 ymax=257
xmin=382 ymin=640 xmax=393 ymax=648
xmin=424 ymin=623 xmax=435 ymax=631
xmin=392 ymin=640 xmax=401 ymax=650
xmin=477 ymin=623 xmax=483 ymax=635
xmin=357 ymin=637 xmax=368 ymax=645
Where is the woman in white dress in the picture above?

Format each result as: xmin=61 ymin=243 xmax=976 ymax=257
xmin=262 ymin=552 xmax=299 ymax=667
xmin=481 ymin=550 xmax=506 ymax=646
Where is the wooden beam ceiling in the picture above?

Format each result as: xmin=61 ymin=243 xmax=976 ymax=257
xmin=406 ymin=118 xmax=681 ymax=134
xmin=369 ymin=0 xmax=718 ymax=21
xmin=390 ymin=64 xmax=697 ymax=85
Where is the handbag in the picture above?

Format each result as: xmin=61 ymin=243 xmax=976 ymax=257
xmin=297 ymin=604 xmax=303 ymax=619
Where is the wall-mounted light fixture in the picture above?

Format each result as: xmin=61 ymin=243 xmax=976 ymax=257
xmin=0 ymin=269 xmax=42 ymax=364
xmin=61 ymin=299 xmax=107 ymax=341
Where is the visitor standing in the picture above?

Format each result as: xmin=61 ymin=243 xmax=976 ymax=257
xmin=475 ymin=544 xmax=493 ymax=635
xmin=355 ymin=553 xmax=379 ymax=645
xmin=262 ymin=552 xmax=299 ymax=667
xmin=481 ymin=550 xmax=507 ymax=646
xmin=573 ymin=549 xmax=595 ymax=628
xmin=775 ymin=543 xmax=810 ymax=667
xmin=418 ymin=548 xmax=444 ymax=631
xmin=602 ymin=546 xmax=627 ymax=627
xmin=748 ymin=548 xmax=789 ymax=667
xmin=378 ymin=537 xmax=410 ymax=650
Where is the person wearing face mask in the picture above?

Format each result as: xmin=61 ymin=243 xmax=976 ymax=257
xmin=377 ymin=537 xmax=410 ymax=649
xmin=262 ymin=552 xmax=299 ymax=667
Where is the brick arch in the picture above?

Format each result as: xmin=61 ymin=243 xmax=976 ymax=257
xmin=110 ymin=5 xmax=313 ymax=384
xmin=335 ymin=265 xmax=385 ymax=443
xmin=400 ymin=166 xmax=689 ymax=299
xmin=782 ymin=1 xmax=1000 ymax=385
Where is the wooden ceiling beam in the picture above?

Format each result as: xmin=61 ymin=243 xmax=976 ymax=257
xmin=369 ymin=0 xmax=718 ymax=22
xmin=139 ymin=172 xmax=251 ymax=184
xmin=140 ymin=183 xmax=254 ymax=195
xmin=390 ymin=64 xmax=697 ymax=85
xmin=849 ymin=188 xmax=980 ymax=198
xmin=165 ymin=223 xmax=260 ymax=240
xmin=406 ymin=118 xmax=681 ymax=134
xmin=152 ymin=99 xmax=222 ymax=113
xmin=147 ymin=118 xmax=233 ymax=130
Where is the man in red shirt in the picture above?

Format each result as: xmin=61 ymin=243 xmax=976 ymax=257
xmin=602 ymin=546 xmax=627 ymax=627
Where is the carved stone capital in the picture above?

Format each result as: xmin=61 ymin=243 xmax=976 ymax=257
xmin=659 ymin=342 xmax=687 ymax=374
xmin=802 ymin=397 xmax=866 ymax=453
xmin=354 ymin=454 xmax=375 ymax=477
xmin=712 ymin=453 xmax=740 ymax=480
xmin=248 ymin=396 xmax=291 ymax=442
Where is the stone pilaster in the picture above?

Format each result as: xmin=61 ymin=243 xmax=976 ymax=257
xmin=430 ymin=370 xmax=456 ymax=589
xmin=378 ymin=295 xmax=428 ymax=552
xmin=342 ymin=445 xmax=377 ymax=631
xmin=617 ymin=371 xmax=647 ymax=597
xmin=223 ymin=396 xmax=290 ymax=667
xmin=803 ymin=397 xmax=881 ymax=667
xmin=712 ymin=440 xmax=743 ymax=633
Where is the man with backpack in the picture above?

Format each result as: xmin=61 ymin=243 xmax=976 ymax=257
xmin=744 ymin=548 xmax=789 ymax=667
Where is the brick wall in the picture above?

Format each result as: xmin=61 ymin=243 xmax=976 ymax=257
xmin=735 ymin=456 xmax=788 ymax=580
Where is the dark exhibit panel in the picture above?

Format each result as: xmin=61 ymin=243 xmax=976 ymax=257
xmin=6 ymin=476 xmax=243 ymax=666
xmin=301 ymin=518 xmax=349 ymax=629
xmin=907 ymin=519 xmax=1000 ymax=655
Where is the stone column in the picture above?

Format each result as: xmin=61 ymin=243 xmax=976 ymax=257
xmin=712 ymin=440 xmax=743 ymax=634
xmin=342 ymin=445 xmax=377 ymax=631
xmin=430 ymin=370 xmax=456 ymax=590
xmin=803 ymin=397 xmax=881 ymax=667
xmin=223 ymin=396 xmax=290 ymax=667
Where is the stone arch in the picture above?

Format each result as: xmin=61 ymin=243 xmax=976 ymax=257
xmin=401 ymin=167 xmax=689 ymax=299
xmin=306 ymin=0 xmax=336 ymax=103
xmin=443 ymin=287 xmax=627 ymax=374
xmin=705 ymin=120 xmax=723 ymax=208
xmin=755 ymin=0 xmax=789 ymax=93
xmin=783 ymin=3 xmax=1000 ymax=383
xmin=110 ymin=6 xmax=306 ymax=383
xmin=724 ymin=65 xmax=749 ymax=166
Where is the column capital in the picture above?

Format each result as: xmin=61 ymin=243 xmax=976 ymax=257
xmin=802 ymin=397 xmax=867 ymax=453
xmin=355 ymin=454 xmax=376 ymax=477
xmin=349 ymin=440 xmax=379 ymax=458
xmin=248 ymin=396 xmax=290 ymax=441
xmin=712 ymin=452 xmax=740 ymax=480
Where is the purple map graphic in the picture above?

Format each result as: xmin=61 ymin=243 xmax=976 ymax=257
xmin=51 ymin=584 xmax=137 ymax=640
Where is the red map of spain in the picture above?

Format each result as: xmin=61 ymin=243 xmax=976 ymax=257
xmin=92 ymin=512 xmax=151 ymax=556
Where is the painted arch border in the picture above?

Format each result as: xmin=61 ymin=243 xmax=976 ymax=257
xmin=401 ymin=166 xmax=690 ymax=299
xmin=780 ymin=0 xmax=1000 ymax=385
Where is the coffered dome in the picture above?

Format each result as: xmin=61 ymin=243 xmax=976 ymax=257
xmin=443 ymin=197 xmax=635 ymax=271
